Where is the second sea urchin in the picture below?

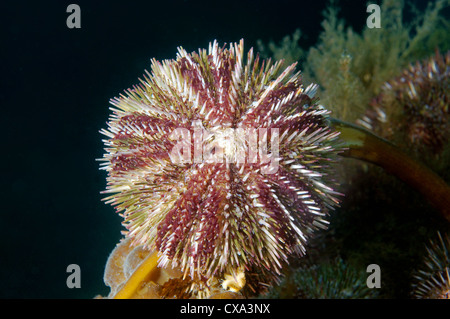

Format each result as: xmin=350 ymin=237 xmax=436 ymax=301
xmin=359 ymin=51 xmax=450 ymax=155
xmin=99 ymin=40 xmax=342 ymax=292
xmin=412 ymin=232 xmax=450 ymax=299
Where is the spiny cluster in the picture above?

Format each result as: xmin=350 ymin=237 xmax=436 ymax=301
xmin=264 ymin=258 xmax=379 ymax=299
xmin=412 ymin=232 xmax=450 ymax=299
xmin=99 ymin=40 xmax=342 ymax=287
xmin=358 ymin=51 xmax=450 ymax=154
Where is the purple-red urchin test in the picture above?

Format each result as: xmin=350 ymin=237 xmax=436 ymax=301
xmin=99 ymin=40 xmax=342 ymax=292
xmin=412 ymin=232 xmax=450 ymax=299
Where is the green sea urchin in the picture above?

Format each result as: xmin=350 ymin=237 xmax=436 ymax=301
xmin=99 ymin=40 xmax=342 ymax=290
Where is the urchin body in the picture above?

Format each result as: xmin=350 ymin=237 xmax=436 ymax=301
xmin=100 ymin=40 xmax=341 ymax=285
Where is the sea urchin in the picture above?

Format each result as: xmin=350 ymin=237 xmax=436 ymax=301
xmin=99 ymin=40 xmax=342 ymax=290
xmin=412 ymin=232 xmax=450 ymax=299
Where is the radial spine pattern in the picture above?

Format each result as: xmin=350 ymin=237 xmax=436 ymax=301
xmin=100 ymin=40 xmax=341 ymax=284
